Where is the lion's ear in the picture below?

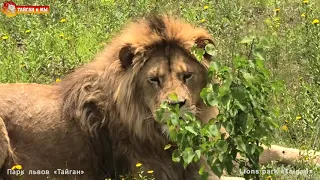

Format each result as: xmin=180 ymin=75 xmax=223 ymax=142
xmin=195 ymin=38 xmax=215 ymax=59
xmin=119 ymin=45 xmax=134 ymax=69
xmin=195 ymin=38 xmax=214 ymax=49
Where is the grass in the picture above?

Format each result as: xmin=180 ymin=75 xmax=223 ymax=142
xmin=1 ymin=0 xmax=320 ymax=179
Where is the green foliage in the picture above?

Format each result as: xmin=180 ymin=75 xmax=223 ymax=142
xmin=156 ymin=38 xmax=281 ymax=179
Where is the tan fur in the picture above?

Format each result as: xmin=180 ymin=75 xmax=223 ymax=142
xmin=0 ymin=15 xmax=225 ymax=180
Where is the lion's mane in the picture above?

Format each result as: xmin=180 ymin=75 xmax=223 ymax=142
xmin=58 ymin=15 xmax=214 ymax=179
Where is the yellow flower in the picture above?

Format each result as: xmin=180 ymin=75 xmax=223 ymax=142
xmin=60 ymin=18 xmax=66 ymax=23
xmin=201 ymin=18 xmax=206 ymax=23
xmin=11 ymin=164 xmax=22 ymax=170
xmin=55 ymin=78 xmax=61 ymax=83
xmin=25 ymin=30 xmax=31 ymax=34
xmin=136 ymin=163 xmax=142 ymax=167
xmin=2 ymin=35 xmax=9 ymax=40
xmin=301 ymin=13 xmax=306 ymax=17
xmin=274 ymin=8 xmax=280 ymax=13
xmin=147 ymin=170 xmax=154 ymax=174
xmin=312 ymin=19 xmax=319 ymax=25
xmin=204 ymin=5 xmax=209 ymax=10
xmin=59 ymin=33 xmax=64 ymax=38
xmin=281 ymin=125 xmax=288 ymax=132
xmin=266 ymin=175 xmax=272 ymax=179
xmin=305 ymin=155 xmax=309 ymax=160
xmin=296 ymin=115 xmax=302 ymax=120
xmin=303 ymin=0 xmax=308 ymax=4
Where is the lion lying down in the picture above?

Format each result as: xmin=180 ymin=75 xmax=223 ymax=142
xmin=0 ymin=15 xmax=319 ymax=180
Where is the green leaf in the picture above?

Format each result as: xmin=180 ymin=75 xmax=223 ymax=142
xmin=225 ymin=121 xmax=234 ymax=135
xmin=242 ymin=71 xmax=255 ymax=85
xmin=164 ymin=144 xmax=172 ymax=150
xmin=195 ymin=150 xmax=201 ymax=161
xmin=211 ymin=160 xmax=224 ymax=178
xmin=231 ymin=86 xmax=246 ymax=102
xmin=168 ymin=93 xmax=178 ymax=102
xmin=235 ymin=137 xmax=246 ymax=152
xmin=205 ymin=44 xmax=216 ymax=56
xmin=155 ymin=108 xmax=165 ymax=122
xmin=215 ymin=140 xmax=228 ymax=153
xmin=225 ymin=156 xmax=234 ymax=174
xmin=239 ymin=36 xmax=255 ymax=44
xmin=238 ymin=112 xmax=248 ymax=132
xmin=170 ymin=113 xmax=179 ymax=125
xmin=206 ymin=93 xmax=218 ymax=107
xmin=185 ymin=126 xmax=198 ymax=135
xmin=169 ymin=126 xmax=178 ymax=141
xmin=246 ymin=144 xmax=255 ymax=155
xmin=199 ymin=165 xmax=205 ymax=175
xmin=172 ymin=149 xmax=181 ymax=162
xmin=209 ymin=61 xmax=220 ymax=72
xmin=182 ymin=148 xmax=195 ymax=167
xmin=208 ymin=124 xmax=220 ymax=137
xmin=245 ymin=115 xmax=255 ymax=134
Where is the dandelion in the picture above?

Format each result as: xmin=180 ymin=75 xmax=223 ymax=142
xmin=136 ymin=163 xmax=142 ymax=167
xmin=201 ymin=18 xmax=206 ymax=23
xmin=59 ymin=33 xmax=64 ymax=38
xmin=2 ymin=35 xmax=9 ymax=40
xmin=312 ymin=19 xmax=319 ymax=25
xmin=147 ymin=170 xmax=154 ymax=174
xmin=204 ymin=5 xmax=209 ymax=10
xmin=60 ymin=18 xmax=66 ymax=23
xmin=296 ymin=115 xmax=302 ymax=120
xmin=274 ymin=8 xmax=280 ymax=13
xmin=301 ymin=13 xmax=306 ymax=17
xmin=25 ymin=30 xmax=31 ymax=34
xmin=303 ymin=0 xmax=308 ymax=4
xmin=281 ymin=125 xmax=288 ymax=132
xmin=11 ymin=164 xmax=22 ymax=170
xmin=55 ymin=78 xmax=61 ymax=83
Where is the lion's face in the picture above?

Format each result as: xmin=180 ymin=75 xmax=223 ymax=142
xmin=136 ymin=46 xmax=208 ymax=123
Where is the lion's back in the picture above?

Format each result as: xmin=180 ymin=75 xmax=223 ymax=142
xmin=0 ymin=83 xmax=96 ymax=179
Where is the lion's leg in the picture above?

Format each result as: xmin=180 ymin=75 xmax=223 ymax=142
xmin=0 ymin=117 xmax=9 ymax=168
xmin=0 ymin=117 xmax=16 ymax=169
xmin=259 ymin=145 xmax=320 ymax=166
xmin=220 ymin=127 xmax=320 ymax=166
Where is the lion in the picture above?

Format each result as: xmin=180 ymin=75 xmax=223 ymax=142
xmin=0 ymin=15 xmax=319 ymax=180
xmin=0 ymin=15 xmax=224 ymax=180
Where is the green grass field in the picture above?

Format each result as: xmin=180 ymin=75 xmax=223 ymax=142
xmin=1 ymin=0 xmax=319 ymax=179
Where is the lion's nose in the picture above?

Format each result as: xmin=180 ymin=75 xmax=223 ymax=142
xmin=167 ymin=99 xmax=186 ymax=107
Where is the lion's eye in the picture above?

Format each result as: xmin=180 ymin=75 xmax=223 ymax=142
xmin=148 ymin=77 xmax=160 ymax=85
xmin=183 ymin=73 xmax=193 ymax=82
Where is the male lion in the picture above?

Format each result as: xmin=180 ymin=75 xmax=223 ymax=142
xmin=0 ymin=15 xmax=224 ymax=180
xmin=1 ymin=15 xmax=319 ymax=180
